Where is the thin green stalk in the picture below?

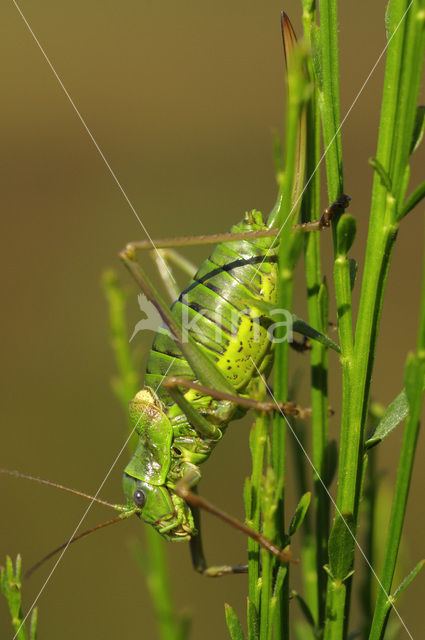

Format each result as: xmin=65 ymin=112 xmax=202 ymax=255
xmin=102 ymin=271 xmax=187 ymax=640
xmin=368 ymin=219 xmax=425 ymax=640
xmin=1 ymin=555 xmax=38 ymax=640
xmin=301 ymin=1 xmax=331 ymax=630
xmin=317 ymin=2 xmax=425 ymax=638
xmin=272 ymin=36 xmax=310 ymax=639
xmin=314 ymin=2 xmax=357 ymax=637
xmin=317 ymin=0 xmax=344 ymax=202
xmin=246 ymin=410 xmax=269 ymax=640
xmin=350 ymin=0 xmax=425 ymax=519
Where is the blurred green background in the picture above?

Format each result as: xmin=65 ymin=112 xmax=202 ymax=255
xmin=1 ymin=1 xmax=424 ymax=638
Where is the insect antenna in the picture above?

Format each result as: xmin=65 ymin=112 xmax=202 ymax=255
xmin=24 ymin=515 xmax=125 ymax=579
xmin=0 ymin=469 xmax=137 ymax=578
xmin=0 ymin=468 xmax=120 ymax=510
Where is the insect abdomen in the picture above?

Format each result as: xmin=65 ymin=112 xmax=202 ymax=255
xmin=145 ymin=211 xmax=277 ymax=402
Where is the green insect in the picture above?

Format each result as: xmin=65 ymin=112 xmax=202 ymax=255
xmin=1 ymin=14 xmax=349 ymax=579
xmin=117 ymin=181 xmax=349 ymax=575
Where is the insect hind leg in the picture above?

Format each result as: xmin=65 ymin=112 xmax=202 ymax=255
xmin=152 ymin=248 xmax=198 ymax=302
xmin=189 ymin=505 xmax=248 ymax=577
xmin=176 ymin=472 xmax=292 ymax=576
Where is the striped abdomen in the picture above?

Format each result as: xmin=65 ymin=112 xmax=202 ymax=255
xmin=145 ymin=210 xmax=278 ymax=406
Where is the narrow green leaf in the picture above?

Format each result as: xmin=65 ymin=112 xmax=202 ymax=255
xmin=224 ymin=603 xmax=246 ymax=640
xmin=273 ymin=565 xmax=287 ymax=599
xmin=410 ymin=105 xmax=425 ymax=154
xmin=247 ymin=597 xmax=259 ymax=640
xmin=0 ymin=555 xmax=29 ymax=640
xmin=369 ymin=157 xmax=393 ymax=192
xmin=365 ymin=381 xmax=422 ymax=449
xmin=176 ymin=614 xmax=192 ymax=640
xmin=336 ymin=214 xmax=357 ymax=257
xmin=392 ymin=559 xmax=425 ymax=602
xmin=291 ymin=590 xmax=316 ymax=628
xmin=289 ymin=492 xmax=311 ymax=536
xmin=29 ymin=609 xmax=38 ymax=640
xmin=292 ymin=315 xmax=340 ymax=353
xmin=318 ymin=278 xmax=329 ymax=332
xmin=310 ymin=24 xmax=323 ymax=92
xmin=270 ymin=566 xmax=288 ymax=636
xmin=398 ymin=180 xmax=425 ymax=219
xmin=328 ymin=513 xmax=356 ymax=581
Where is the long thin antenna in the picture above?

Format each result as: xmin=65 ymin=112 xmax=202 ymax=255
xmin=0 ymin=468 xmax=120 ymax=510
xmin=24 ymin=516 xmax=126 ymax=579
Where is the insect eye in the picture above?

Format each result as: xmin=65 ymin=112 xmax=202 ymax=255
xmin=133 ymin=489 xmax=146 ymax=508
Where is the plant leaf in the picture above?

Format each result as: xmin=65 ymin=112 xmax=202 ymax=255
xmin=365 ymin=374 xmax=425 ymax=449
xmin=224 ymin=603 xmax=246 ymax=640
xmin=336 ymin=214 xmax=357 ymax=257
xmin=291 ymin=590 xmax=316 ymax=628
xmin=369 ymin=157 xmax=393 ymax=192
xmin=0 ymin=555 xmax=31 ymax=640
xmin=29 ymin=610 xmax=38 ymax=640
xmin=247 ymin=597 xmax=259 ymax=640
xmin=292 ymin=315 xmax=340 ymax=353
xmin=328 ymin=513 xmax=356 ymax=581
xmin=318 ymin=278 xmax=329 ymax=331
xmin=310 ymin=24 xmax=323 ymax=92
xmin=289 ymin=492 xmax=311 ymax=536
xmin=410 ymin=105 xmax=425 ymax=154
xmin=392 ymin=559 xmax=425 ymax=603
xmin=398 ymin=179 xmax=425 ymax=219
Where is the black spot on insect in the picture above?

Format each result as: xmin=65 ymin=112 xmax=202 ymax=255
xmin=238 ymin=346 xmax=243 ymax=352
xmin=227 ymin=366 xmax=232 ymax=370
xmin=172 ymin=446 xmax=182 ymax=456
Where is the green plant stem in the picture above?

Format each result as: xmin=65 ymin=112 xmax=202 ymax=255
xmin=301 ymin=2 xmax=331 ymax=630
xmin=360 ymin=446 xmax=377 ymax=636
xmin=368 ymin=218 xmax=425 ymax=640
xmin=315 ymin=2 xmax=357 ymax=635
xmin=272 ymin=38 xmax=310 ymax=638
xmin=318 ymin=2 xmax=425 ymax=638
xmin=246 ymin=410 xmax=268 ymax=640
xmin=1 ymin=555 xmax=38 ymax=640
xmin=349 ymin=0 xmax=425 ymax=521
